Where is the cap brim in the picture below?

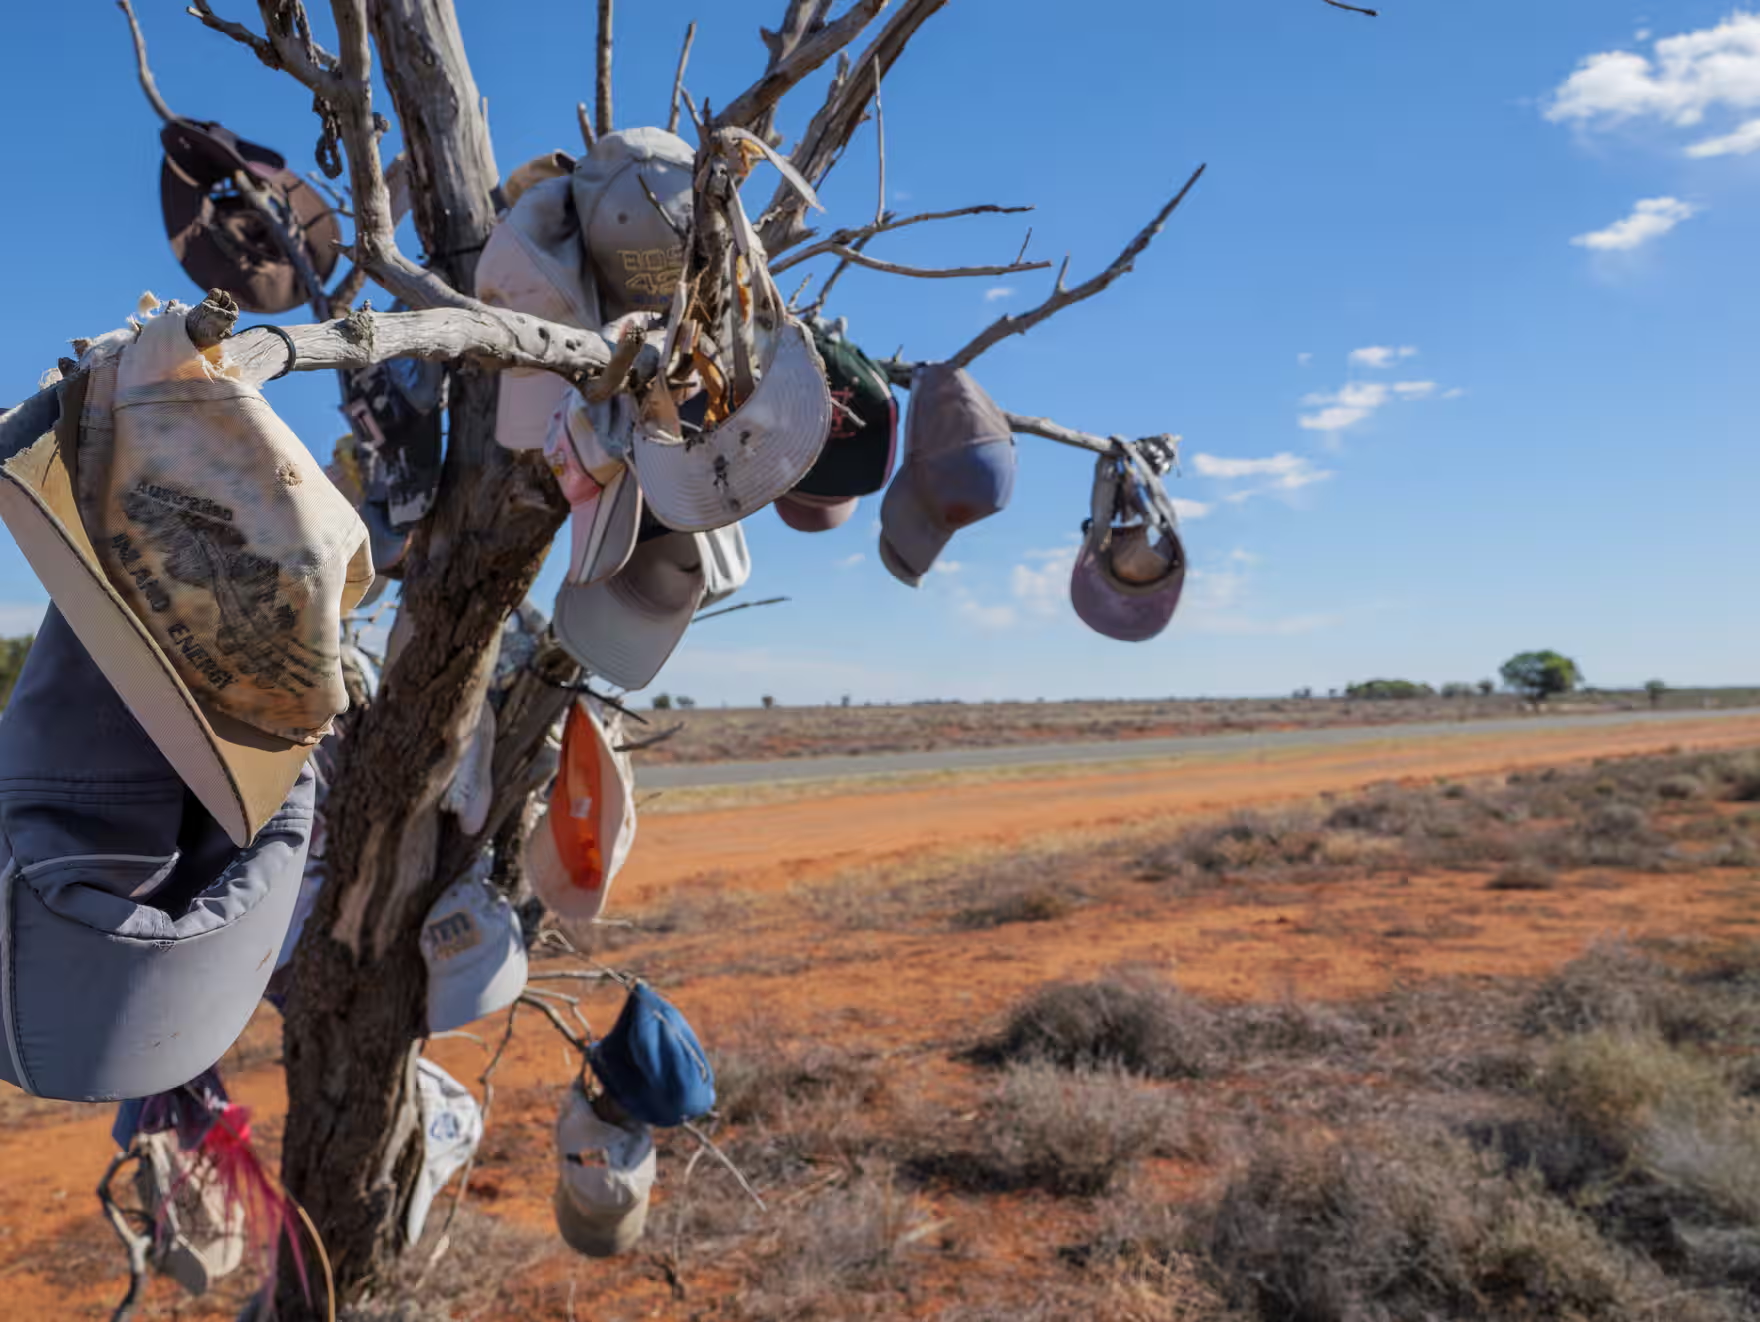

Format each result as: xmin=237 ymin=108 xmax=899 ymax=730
xmin=553 ymin=1177 xmax=649 ymax=1257
xmin=0 ymin=387 xmax=305 ymax=847
xmin=427 ymin=927 xmax=528 ymax=1032
xmin=877 ymin=473 xmax=953 ymax=587
xmin=552 ymin=549 xmax=702 ymax=691
xmin=776 ymin=492 xmax=856 ymax=533
xmin=632 ymin=321 xmax=832 ymax=532
xmin=566 ymin=467 xmax=643 ymax=586
xmin=1069 ymin=539 xmax=1186 ymax=642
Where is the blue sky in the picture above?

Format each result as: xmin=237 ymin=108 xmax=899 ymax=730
xmin=0 ymin=1 xmax=1754 ymax=704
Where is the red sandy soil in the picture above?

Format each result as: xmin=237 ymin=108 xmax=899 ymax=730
xmin=3 ymin=713 xmax=1758 ymax=1319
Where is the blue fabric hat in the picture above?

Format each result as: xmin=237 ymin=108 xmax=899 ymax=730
xmin=0 ymin=607 xmax=311 ymax=1101
xmin=587 ymin=982 xmax=715 ymax=1128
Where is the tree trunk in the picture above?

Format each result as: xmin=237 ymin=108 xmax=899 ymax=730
xmin=275 ymin=1 xmax=569 ymax=1312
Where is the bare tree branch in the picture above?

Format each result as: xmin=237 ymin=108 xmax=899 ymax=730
xmin=519 ymin=993 xmax=590 ymax=1056
xmin=947 ymin=164 xmax=1204 ymax=370
xmin=769 ymin=202 xmax=1032 ymax=274
xmin=1322 ymin=0 xmax=1378 ymax=14
xmin=715 ymin=0 xmax=886 ymax=135
xmin=798 ymin=245 xmax=1046 ymax=281
xmin=595 ymin=0 xmax=614 ymax=137
xmin=118 ymin=1 xmax=176 ymax=121
xmin=97 ymin=1149 xmax=149 ymax=1322
xmin=757 ymin=0 xmax=950 ymax=255
xmin=666 ymin=21 xmax=697 ymax=135
xmin=870 ymin=56 xmax=885 ymax=227
xmin=187 ymin=0 xmax=341 ymax=96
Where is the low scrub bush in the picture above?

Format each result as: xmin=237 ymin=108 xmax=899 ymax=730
xmin=975 ymin=975 xmax=1220 ymax=1079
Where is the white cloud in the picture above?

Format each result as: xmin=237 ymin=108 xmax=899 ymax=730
xmin=1685 ymin=116 xmax=1760 ymax=156
xmin=1299 ymin=381 xmax=1389 ymax=432
xmin=956 ymin=598 xmax=1018 ymax=631
xmin=982 ymin=286 xmax=1015 ymax=302
xmin=1392 ymin=381 xmax=1437 ymax=398
xmin=1569 ymin=196 xmax=1700 ymax=251
xmin=1176 ymin=553 xmax=1341 ymax=637
xmin=1545 ymin=14 xmax=1760 ymax=156
xmin=1296 ymin=352 xmax=1313 ymax=366
xmin=1347 ymin=345 xmax=1418 ymax=369
xmin=1441 ymin=386 xmax=1468 ymax=400
xmin=1170 ymin=497 xmax=1213 ymax=521
xmin=1190 ymin=452 xmax=1331 ymax=491
xmin=1010 ymin=543 xmax=1079 ymax=619
xmin=932 ymin=560 xmax=964 ymax=575
xmin=836 ymin=552 xmax=866 ymax=569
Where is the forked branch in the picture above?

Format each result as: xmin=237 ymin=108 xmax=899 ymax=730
xmin=948 ymin=164 xmax=1205 ymax=370
xmin=715 ymin=0 xmax=886 ymax=136
xmin=768 ymin=203 xmax=1033 ymax=274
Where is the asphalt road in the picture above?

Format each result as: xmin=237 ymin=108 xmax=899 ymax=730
xmin=639 ymin=706 xmax=1760 ymax=790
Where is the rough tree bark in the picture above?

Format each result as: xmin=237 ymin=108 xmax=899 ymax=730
xmin=274 ymin=1 xmax=573 ymax=1311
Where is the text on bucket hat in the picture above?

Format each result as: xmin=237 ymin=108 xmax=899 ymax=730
xmin=159 ymin=119 xmax=340 ymax=316
xmin=572 ymin=128 xmax=695 ymax=322
xmin=419 ymin=869 xmax=528 ymax=1033
xmin=552 ymin=1079 xmax=656 ymax=1257
xmin=879 ymin=364 xmax=1015 ymax=586
xmin=0 ymin=312 xmax=366 ymax=846
xmin=588 ymin=982 xmax=715 ymax=1128
xmin=525 ymin=696 xmax=636 ymax=924
xmin=0 ymin=607 xmax=312 ymax=1101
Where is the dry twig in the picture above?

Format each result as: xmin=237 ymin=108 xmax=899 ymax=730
xmin=803 ymin=245 xmax=1046 ymax=281
xmin=947 ymin=164 xmax=1205 ymax=369
xmin=595 ymin=0 xmax=614 ymax=137
xmin=870 ymin=55 xmax=886 ymax=227
xmin=718 ymin=0 xmax=882 ymax=137
xmin=666 ymin=21 xmax=697 ymax=136
xmin=1322 ymin=0 xmax=1378 ymax=14
xmin=769 ymin=202 xmax=1033 ymax=275
xmin=117 ymin=0 xmax=175 ymax=122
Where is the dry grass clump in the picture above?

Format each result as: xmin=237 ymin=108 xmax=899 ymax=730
xmin=1188 ymin=1124 xmax=1685 ymax=1321
xmin=953 ymin=885 xmax=1079 ymax=930
xmin=343 ymin=1206 xmax=554 ymax=1320
xmin=904 ymin=1062 xmax=1188 ymax=1197
xmin=1489 ymin=856 xmax=1559 ymax=891
xmin=1521 ymin=944 xmax=1748 ymax=1046
xmin=973 ymin=974 xmax=1222 ymax=1079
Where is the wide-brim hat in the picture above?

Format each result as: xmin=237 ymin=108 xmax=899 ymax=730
xmin=552 ymin=530 xmax=706 ymax=690
xmin=1070 ymin=527 xmax=1187 ymax=642
xmin=630 ymin=318 xmax=833 ymax=533
xmin=0 ymin=608 xmax=312 ymax=1101
xmin=159 ymin=119 xmax=340 ymax=316
xmin=0 ymin=378 xmax=318 ymax=847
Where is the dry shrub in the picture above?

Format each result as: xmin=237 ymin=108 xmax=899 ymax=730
xmin=735 ymin=1161 xmax=938 ymax=1322
xmin=1659 ymin=774 xmax=1706 ymax=801
xmin=1522 ymin=945 xmax=1742 ymax=1046
xmin=1710 ymin=753 xmax=1760 ymax=803
xmin=904 ymin=1063 xmax=1185 ymax=1197
xmin=343 ymin=1205 xmax=553 ymax=1320
xmin=1192 ymin=1124 xmax=1688 ymax=1321
xmin=954 ymin=886 xmax=1078 ymax=930
xmin=1489 ymin=857 xmax=1559 ymax=891
xmin=975 ymin=974 xmax=1221 ymax=1079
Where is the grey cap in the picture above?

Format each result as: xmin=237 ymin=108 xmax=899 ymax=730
xmin=553 ymin=531 xmax=707 ymax=691
xmin=0 ymin=606 xmax=311 ymax=1101
xmin=1069 ymin=451 xmax=1187 ymax=642
xmin=572 ymin=128 xmax=694 ymax=322
xmin=552 ymin=1081 xmax=656 ymax=1257
xmin=879 ymin=365 xmax=1015 ymax=585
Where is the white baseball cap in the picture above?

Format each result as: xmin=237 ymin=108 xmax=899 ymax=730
xmin=418 ymin=871 xmax=528 ymax=1032
xmin=406 ymin=1058 xmax=484 ymax=1245
xmin=525 ymin=695 xmax=636 ymax=924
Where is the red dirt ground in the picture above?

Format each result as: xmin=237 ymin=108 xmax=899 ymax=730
xmin=3 ymin=713 xmax=1757 ymax=1319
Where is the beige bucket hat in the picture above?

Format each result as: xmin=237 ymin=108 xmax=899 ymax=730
xmin=0 ymin=307 xmax=371 ymax=845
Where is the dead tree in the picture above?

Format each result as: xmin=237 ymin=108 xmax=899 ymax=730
xmin=105 ymin=0 xmax=1373 ymax=1312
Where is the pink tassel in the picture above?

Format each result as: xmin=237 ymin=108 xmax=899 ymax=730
xmin=173 ymin=1102 xmax=312 ymax=1306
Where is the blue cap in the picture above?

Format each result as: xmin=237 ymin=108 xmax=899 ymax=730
xmin=588 ymin=983 xmax=715 ymax=1128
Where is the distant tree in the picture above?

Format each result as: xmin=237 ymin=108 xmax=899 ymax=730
xmin=761 ymin=695 xmax=776 ymax=710
xmin=1500 ymin=651 xmax=1582 ymax=705
xmin=1440 ymin=682 xmax=1474 ymax=699
xmin=841 ymin=694 xmax=852 ymax=708
xmin=1345 ymin=679 xmax=1437 ymax=701
xmin=1477 ymin=679 xmax=1495 ymax=697
xmin=675 ymin=695 xmax=697 ymax=709
xmin=1645 ymin=679 xmax=1667 ymax=710
xmin=1292 ymin=686 xmax=1314 ymax=700
xmin=652 ymin=693 xmax=673 ymax=711
xmin=0 ymin=635 xmax=34 ymax=709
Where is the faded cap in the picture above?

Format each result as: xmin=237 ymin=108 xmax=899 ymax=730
xmin=572 ymin=128 xmax=694 ymax=321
